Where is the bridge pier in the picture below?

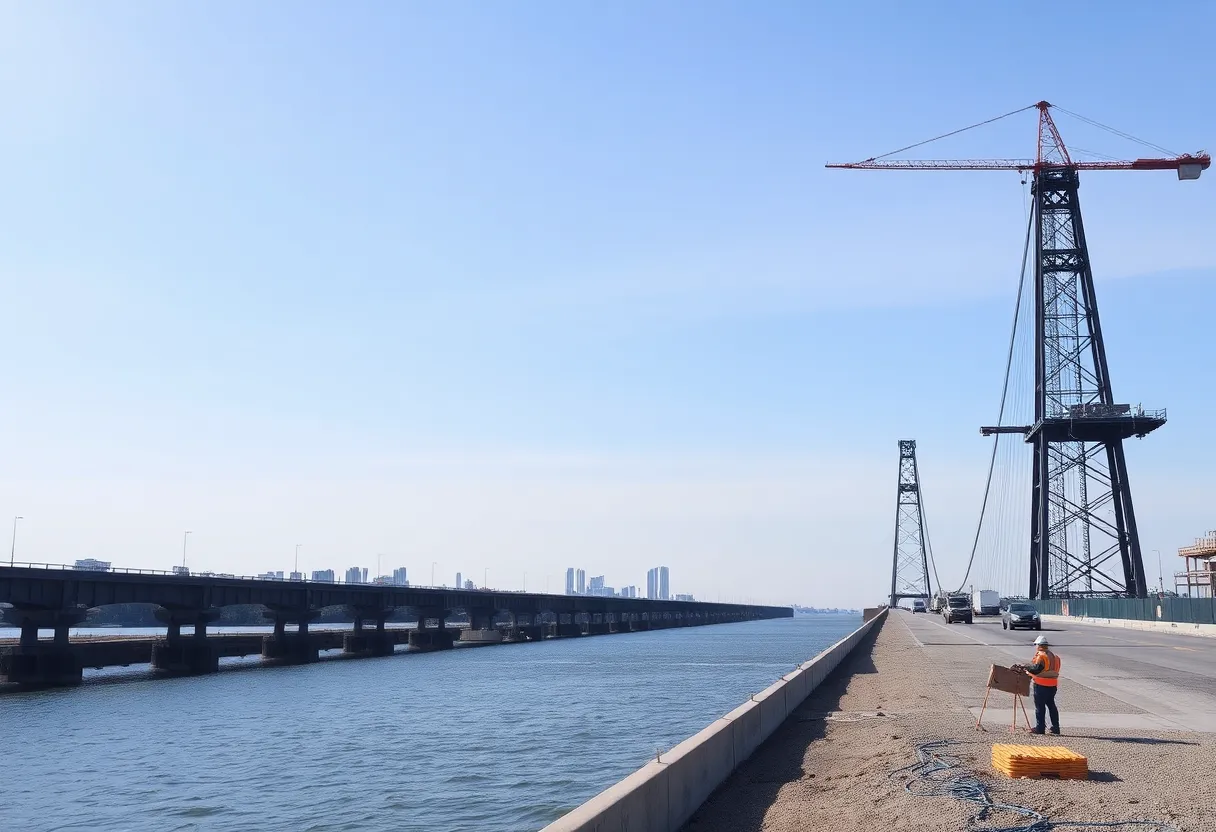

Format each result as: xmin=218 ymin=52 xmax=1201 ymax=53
xmin=261 ymin=607 xmax=320 ymax=664
xmin=408 ymin=608 xmax=455 ymax=652
xmin=547 ymin=614 xmax=582 ymax=638
xmin=152 ymin=607 xmax=220 ymax=675
xmin=459 ymin=606 xmax=503 ymax=646
xmin=0 ymin=606 xmax=87 ymax=688
xmin=343 ymin=606 xmax=395 ymax=657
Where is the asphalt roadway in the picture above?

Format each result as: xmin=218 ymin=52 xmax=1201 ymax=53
xmin=901 ymin=611 xmax=1216 ymax=733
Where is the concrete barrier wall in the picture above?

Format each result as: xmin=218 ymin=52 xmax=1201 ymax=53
xmin=541 ymin=609 xmax=888 ymax=832
xmin=1042 ymin=613 xmax=1216 ymax=639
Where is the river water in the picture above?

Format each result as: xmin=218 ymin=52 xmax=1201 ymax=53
xmin=0 ymin=615 xmax=858 ymax=832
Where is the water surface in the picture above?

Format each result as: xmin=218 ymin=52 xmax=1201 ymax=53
xmin=0 ymin=615 xmax=858 ymax=831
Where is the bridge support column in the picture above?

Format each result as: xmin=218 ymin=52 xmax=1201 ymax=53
xmin=152 ymin=607 xmax=220 ymax=675
xmin=0 ymin=607 xmax=87 ymax=688
xmin=343 ymin=606 xmax=396 ymax=657
xmin=459 ymin=607 xmax=503 ymax=646
xmin=630 ymin=615 xmax=650 ymax=632
xmin=261 ymin=607 xmax=321 ymax=664
xmin=587 ymin=613 xmax=610 ymax=635
xmin=408 ymin=608 xmax=455 ymax=652
xmin=547 ymin=614 xmax=583 ymax=638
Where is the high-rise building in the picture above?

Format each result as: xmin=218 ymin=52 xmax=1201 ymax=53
xmin=576 ymin=569 xmax=586 ymax=594
xmin=565 ymin=567 xmax=575 ymax=595
xmin=659 ymin=566 xmax=670 ymax=600
xmin=311 ymin=569 xmax=335 ymax=583
xmin=588 ymin=575 xmax=605 ymax=595
xmin=392 ymin=567 xmax=408 ymax=586
xmin=289 ymin=571 xmax=303 ymax=581
xmin=646 ymin=568 xmax=657 ymax=599
xmin=464 ymin=578 xmax=475 ymax=590
xmin=456 ymin=572 xmax=462 ymax=590
xmin=345 ymin=566 xmax=364 ymax=584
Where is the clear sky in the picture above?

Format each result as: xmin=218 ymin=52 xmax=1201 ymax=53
xmin=1 ymin=2 xmax=1213 ymax=609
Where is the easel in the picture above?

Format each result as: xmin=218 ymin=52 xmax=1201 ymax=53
xmin=975 ymin=663 xmax=1032 ymax=734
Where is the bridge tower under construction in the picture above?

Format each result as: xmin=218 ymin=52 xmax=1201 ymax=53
xmin=889 ymin=439 xmax=933 ymax=607
xmin=830 ymin=102 xmax=1209 ymax=599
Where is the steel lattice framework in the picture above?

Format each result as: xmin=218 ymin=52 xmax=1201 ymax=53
xmin=1026 ymin=167 xmax=1155 ymax=598
xmin=890 ymin=440 xmax=932 ymax=606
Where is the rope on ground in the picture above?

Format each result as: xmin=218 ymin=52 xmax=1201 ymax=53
xmin=890 ymin=740 xmax=1179 ymax=832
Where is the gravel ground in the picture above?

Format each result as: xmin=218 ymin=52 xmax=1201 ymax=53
xmin=682 ymin=613 xmax=1215 ymax=832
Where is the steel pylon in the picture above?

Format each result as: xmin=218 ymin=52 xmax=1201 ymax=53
xmin=890 ymin=440 xmax=933 ymax=606
xmin=1023 ymin=167 xmax=1158 ymax=599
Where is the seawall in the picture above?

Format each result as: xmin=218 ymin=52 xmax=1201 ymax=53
xmin=540 ymin=608 xmax=888 ymax=832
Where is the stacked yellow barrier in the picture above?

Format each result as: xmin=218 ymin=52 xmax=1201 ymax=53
xmin=992 ymin=744 xmax=1088 ymax=780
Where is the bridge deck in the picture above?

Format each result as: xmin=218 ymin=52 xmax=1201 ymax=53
xmin=681 ymin=612 xmax=1216 ymax=831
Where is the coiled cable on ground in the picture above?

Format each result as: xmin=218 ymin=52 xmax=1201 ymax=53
xmin=890 ymin=740 xmax=1178 ymax=832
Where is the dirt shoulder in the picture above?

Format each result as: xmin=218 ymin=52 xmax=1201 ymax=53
xmin=681 ymin=613 xmax=1215 ymax=832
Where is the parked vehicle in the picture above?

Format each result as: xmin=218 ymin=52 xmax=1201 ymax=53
xmin=912 ymin=599 xmax=926 ymax=614
xmin=1002 ymin=602 xmax=1041 ymax=631
xmin=942 ymin=594 xmax=973 ymax=624
xmin=972 ymin=589 xmax=1001 ymax=616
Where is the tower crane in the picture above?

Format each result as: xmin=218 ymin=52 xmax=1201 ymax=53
xmin=837 ymin=102 xmax=1208 ymax=600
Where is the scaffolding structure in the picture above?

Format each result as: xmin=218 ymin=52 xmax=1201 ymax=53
xmin=1175 ymin=532 xmax=1216 ymax=598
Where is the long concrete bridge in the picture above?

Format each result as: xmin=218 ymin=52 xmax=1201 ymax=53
xmin=0 ymin=565 xmax=790 ymax=688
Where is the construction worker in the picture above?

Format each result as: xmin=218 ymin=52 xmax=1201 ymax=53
xmin=1022 ymin=634 xmax=1062 ymax=735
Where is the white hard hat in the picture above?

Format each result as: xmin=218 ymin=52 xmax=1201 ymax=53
xmin=1033 ymin=635 xmax=1049 ymax=646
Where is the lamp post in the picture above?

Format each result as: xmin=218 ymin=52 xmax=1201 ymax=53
xmin=523 ymin=571 xmax=527 ymax=592
xmin=182 ymin=531 xmax=192 ymax=569
xmin=483 ymin=568 xmax=488 ymax=590
xmin=295 ymin=543 xmax=302 ymax=579
xmin=9 ymin=516 xmax=22 ymax=567
xmin=431 ymin=561 xmax=437 ymax=587
xmin=1154 ymin=549 xmax=1163 ymax=594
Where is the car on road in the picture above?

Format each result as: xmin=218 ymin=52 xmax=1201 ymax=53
xmin=912 ymin=599 xmax=926 ymax=614
xmin=942 ymin=594 xmax=973 ymax=624
xmin=1002 ymin=602 xmax=1041 ymax=631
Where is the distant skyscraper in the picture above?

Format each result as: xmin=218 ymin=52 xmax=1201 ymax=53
xmin=659 ymin=566 xmax=670 ymax=600
xmin=392 ymin=567 xmax=408 ymax=586
xmin=589 ymin=575 xmax=605 ymax=595
xmin=464 ymin=578 xmax=475 ymax=590
xmin=345 ymin=566 xmax=363 ymax=584
xmin=312 ymin=569 xmax=335 ymax=583
xmin=456 ymin=572 xmax=462 ymax=590
xmin=576 ymin=569 xmax=586 ymax=594
xmin=289 ymin=571 xmax=303 ymax=581
xmin=647 ymin=568 xmax=657 ymax=599
xmin=565 ymin=568 xmax=575 ymax=595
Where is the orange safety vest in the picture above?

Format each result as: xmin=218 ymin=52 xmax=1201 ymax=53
xmin=1030 ymin=648 xmax=1061 ymax=687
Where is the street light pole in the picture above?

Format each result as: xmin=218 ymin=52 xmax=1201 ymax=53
xmin=1154 ymin=549 xmax=1163 ymax=594
xmin=523 ymin=571 xmax=526 ymax=592
xmin=182 ymin=531 xmax=192 ymax=569
xmin=295 ymin=543 xmax=302 ymax=578
xmin=10 ymin=516 xmax=23 ymax=567
xmin=484 ymin=567 xmax=488 ymax=590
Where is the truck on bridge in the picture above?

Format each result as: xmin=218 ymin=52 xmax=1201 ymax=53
xmin=972 ymin=589 xmax=1000 ymax=616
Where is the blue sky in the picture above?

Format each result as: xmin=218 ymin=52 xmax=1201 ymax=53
xmin=1 ymin=2 xmax=1213 ymax=608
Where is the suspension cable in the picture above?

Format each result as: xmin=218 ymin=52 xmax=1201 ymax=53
xmin=955 ymin=201 xmax=1035 ymax=592
xmin=1051 ymin=106 xmax=1179 ymax=157
xmin=863 ymin=104 xmax=1038 ymax=162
